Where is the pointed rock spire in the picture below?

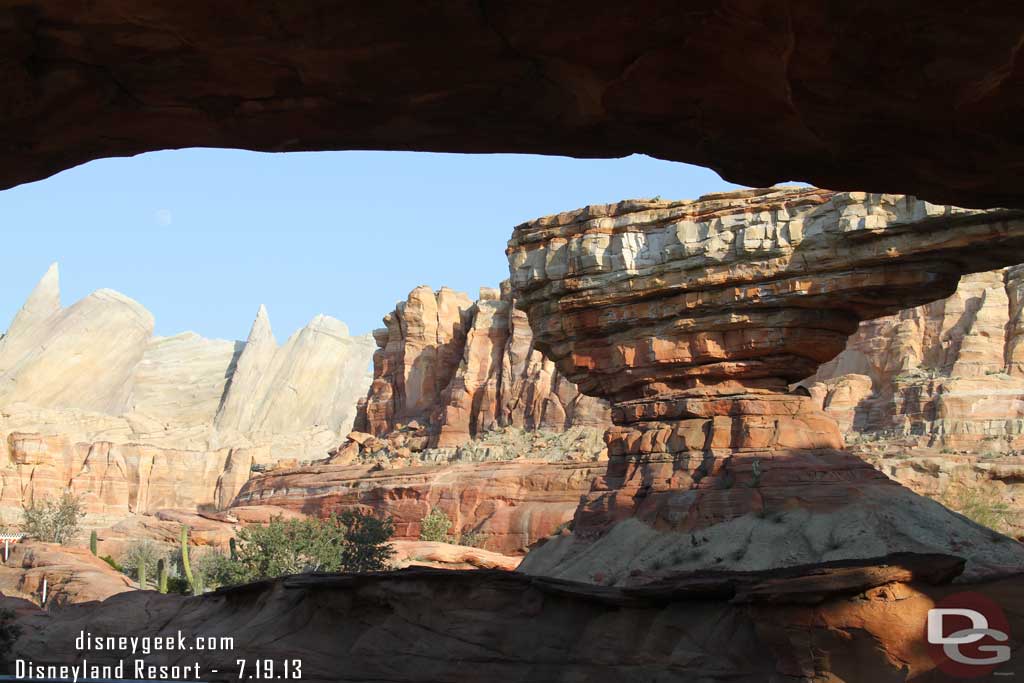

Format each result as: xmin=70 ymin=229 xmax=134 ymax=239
xmin=7 ymin=262 xmax=60 ymax=337
xmin=247 ymin=304 xmax=275 ymax=346
xmin=215 ymin=304 xmax=278 ymax=432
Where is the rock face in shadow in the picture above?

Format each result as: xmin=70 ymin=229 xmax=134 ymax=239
xmin=355 ymin=284 xmax=609 ymax=449
xmin=1 ymin=4 xmax=1023 ymax=208
xmin=7 ymin=557 xmax=1024 ymax=682
xmin=0 ymin=265 xmax=374 ymax=522
xmin=507 ymin=187 xmax=1024 ymax=583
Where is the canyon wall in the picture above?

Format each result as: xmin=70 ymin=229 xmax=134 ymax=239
xmin=0 ymin=264 xmax=374 ymax=523
xmin=508 ymin=187 xmax=1024 ymax=584
xmin=353 ymin=283 xmax=610 ymax=451
xmin=805 ymin=267 xmax=1024 ymax=450
xmin=229 ymin=284 xmax=613 ymax=552
xmin=233 ymin=459 xmax=602 ymax=555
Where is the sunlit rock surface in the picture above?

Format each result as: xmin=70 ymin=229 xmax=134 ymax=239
xmin=508 ymin=187 xmax=1024 ymax=582
xmin=355 ymin=284 xmax=609 ymax=448
xmin=0 ymin=265 xmax=374 ymax=522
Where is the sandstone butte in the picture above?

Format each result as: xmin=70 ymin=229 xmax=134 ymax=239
xmin=0 ymin=264 xmax=375 ymax=526
xmin=507 ymin=186 xmax=1024 ymax=583
xmin=354 ymin=283 xmax=609 ymax=449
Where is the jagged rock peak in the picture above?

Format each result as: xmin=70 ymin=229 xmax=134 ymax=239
xmin=246 ymin=304 xmax=276 ymax=347
xmin=6 ymin=262 xmax=60 ymax=336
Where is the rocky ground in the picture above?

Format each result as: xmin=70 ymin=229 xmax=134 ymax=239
xmin=5 ymin=554 xmax=1022 ymax=682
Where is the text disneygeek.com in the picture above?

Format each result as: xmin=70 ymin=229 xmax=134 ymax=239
xmin=11 ymin=629 xmax=305 ymax=681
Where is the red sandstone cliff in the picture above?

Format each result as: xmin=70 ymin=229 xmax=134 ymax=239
xmin=354 ymin=284 xmax=610 ymax=449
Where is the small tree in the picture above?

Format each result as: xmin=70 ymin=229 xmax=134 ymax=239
xmin=338 ymin=510 xmax=394 ymax=572
xmin=419 ymin=507 xmax=451 ymax=542
xmin=209 ymin=511 xmax=395 ymax=588
xmin=21 ymin=492 xmax=84 ymax=545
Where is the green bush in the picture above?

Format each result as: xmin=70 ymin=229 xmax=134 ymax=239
xmin=419 ymin=507 xmax=452 ymax=542
xmin=21 ymin=492 xmax=84 ymax=545
xmin=209 ymin=511 xmax=394 ymax=588
xmin=457 ymin=531 xmax=482 ymax=548
xmin=338 ymin=510 xmax=396 ymax=572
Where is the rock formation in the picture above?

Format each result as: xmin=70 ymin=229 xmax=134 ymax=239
xmin=1 ymin=4 xmax=1023 ymax=208
xmin=802 ymin=267 xmax=1024 ymax=539
xmin=507 ymin=187 xmax=1024 ymax=583
xmin=0 ymin=541 xmax=133 ymax=606
xmin=0 ymin=265 xmax=374 ymax=522
xmin=8 ymin=557 xmax=1024 ymax=681
xmin=806 ymin=268 xmax=1024 ymax=449
xmin=233 ymin=459 xmax=603 ymax=555
xmin=355 ymin=283 xmax=609 ymax=450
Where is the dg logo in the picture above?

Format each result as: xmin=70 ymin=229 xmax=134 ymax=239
xmin=926 ymin=591 xmax=1013 ymax=678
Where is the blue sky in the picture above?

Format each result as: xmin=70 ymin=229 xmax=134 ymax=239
xmin=0 ymin=150 xmax=743 ymax=341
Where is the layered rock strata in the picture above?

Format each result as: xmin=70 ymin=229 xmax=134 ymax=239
xmin=355 ymin=283 xmax=609 ymax=451
xmin=0 ymin=265 xmax=374 ymax=522
xmin=508 ymin=187 xmax=1024 ymax=582
xmin=232 ymin=459 xmax=603 ymax=555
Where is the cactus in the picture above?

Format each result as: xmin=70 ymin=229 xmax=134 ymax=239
xmin=180 ymin=525 xmax=195 ymax=594
xmin=157 ymin=558 xmax=167 ymax=594
xmin=229 ymin=537 xmax=237 ymax=561
xmin=89 ymin=530 xmax=97 ymax=556
xmin=194 ymin=572 xmax=205 ymax=596
xmin=747 ymin=458 xmax=762 ymax=488
xmin=138 ymin=561 xmax=147 ymax=590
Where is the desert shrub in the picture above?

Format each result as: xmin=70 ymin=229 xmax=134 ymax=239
xmin=457 ymin=531 xmax=482 ymax=548
xmin=210 ymin=511 xmax=394 ymax=587
xmin=21 ymin=492 xmax=84 ymax=545
xmin=120 ymin=540 xmax=163 ymax=587
xmin=418 ymin=507 xmax=452 ymax=542
xmin=939 ymin=487 xmax=1014 ymax=533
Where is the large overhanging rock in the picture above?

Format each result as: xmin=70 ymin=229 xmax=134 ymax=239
xmin=1 ymin=3 xmax=1023 ymax=207
xmin=508 ymin=187 xmax=1024 ymax=583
